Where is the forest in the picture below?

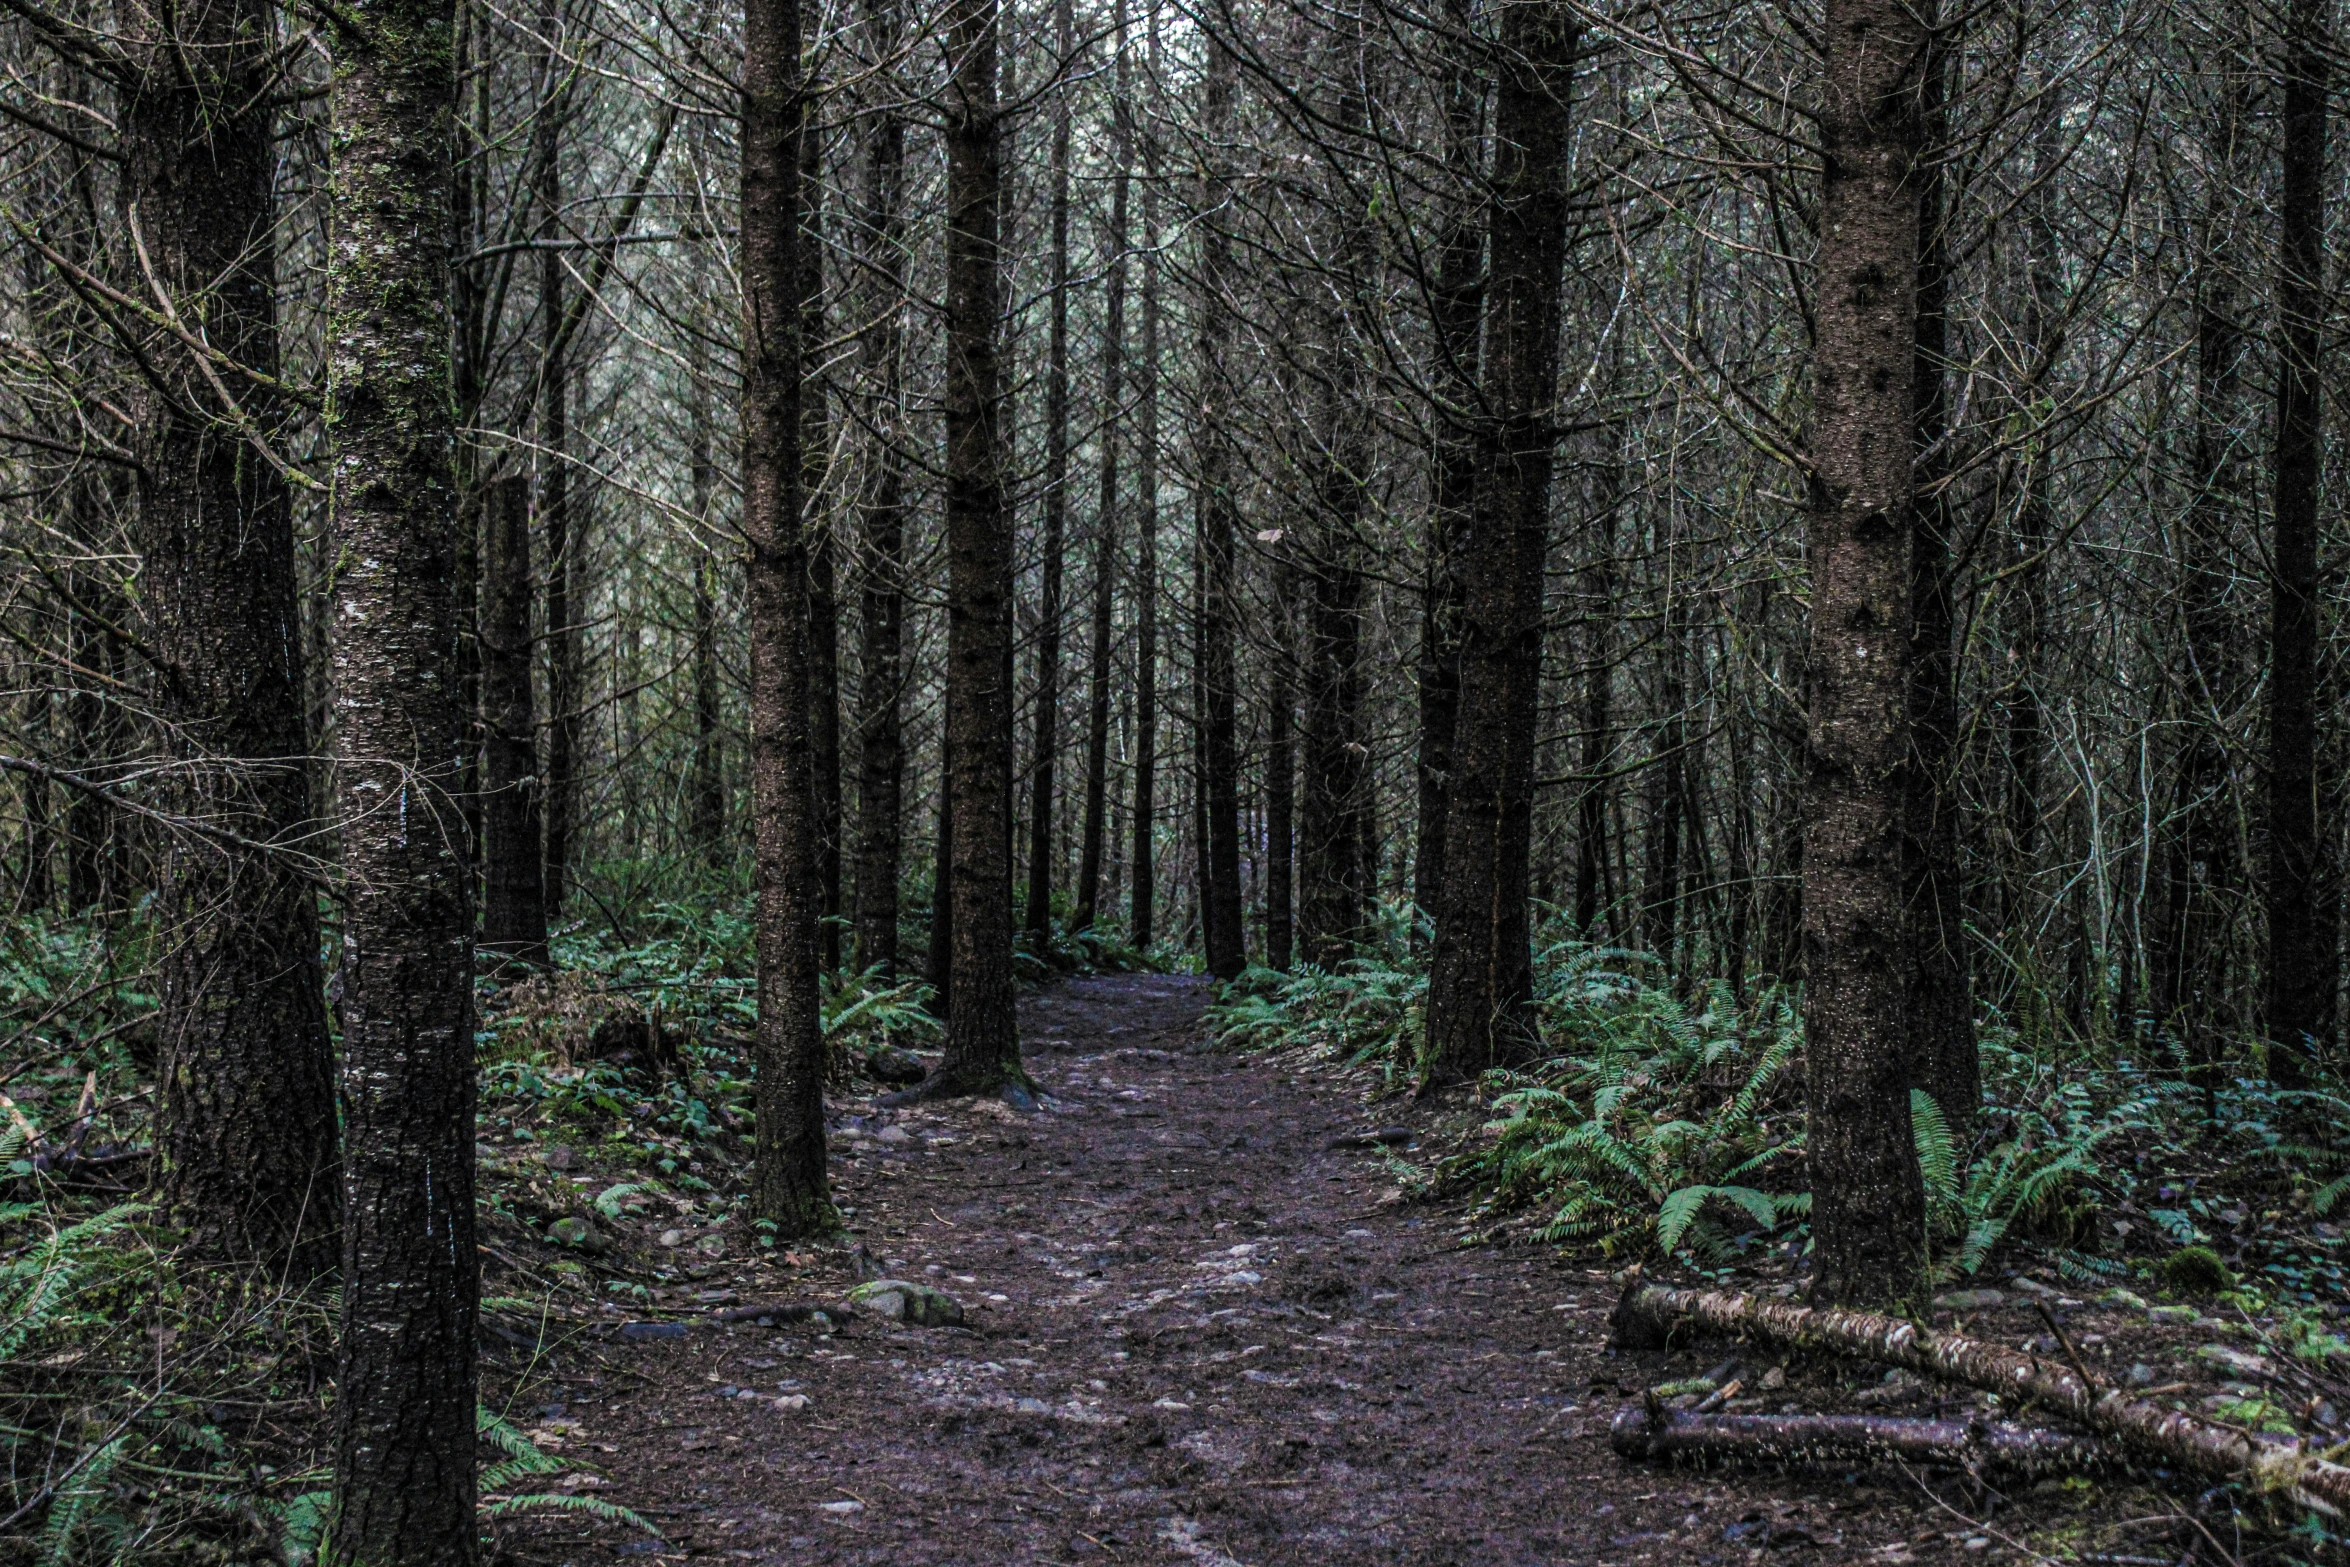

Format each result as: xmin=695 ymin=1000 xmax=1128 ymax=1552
xmin=0 ymin=0 xmax=2347 ymax=1550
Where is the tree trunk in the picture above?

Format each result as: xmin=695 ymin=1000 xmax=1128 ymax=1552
xmin=928 ymin=715 xmax=954 ymax=1009
xmin=1412 ymin=1 xmax=1483 ymax=938
xmin=1130 ymin=115 xmax=1161 ymax=953
xmin=804 ymin=111 xmax=844 ymax=974
xmin=1801 ymin=0 xmax=1931 ymax=1305
xmin=480 ymin=476 xmax=549 ymax=966
xmin=688 ymin=318 xmax=726 ymax=861
xmin=1024 ymin=0 xmax=1075 ymax=943
xmin=121 ymin=0 xmax=338 ymax=1270
xmin=1423 ymin=0 xmax=1576 ymax=1081
xmin=1575 ymin=418 xmax=1624 ymax=937
xmin=853 ymin=0 xmax=909 ymax=974
xmin=931 ymin=0 xmax=1023 ymax=1094
xmin=742 ymin=0 xmax=834 ymax=1233
xmin=1190 ymin=36 xmax=1245 ymax=980
xmin=1074 ymin=0 xmax=1130 ymax=934
xmin=1267 ymin=557 xmax=1297 ymax=971
xmin=1903 ymin=33 xmax=1975 ymax=1127
xmin=2265 ymin=0 xmax=2332 ymax=1082
xmin=322 ymin=0 xmax=478 ymax=1547
xmin=536 ymin=1 xmax=578 ymax=924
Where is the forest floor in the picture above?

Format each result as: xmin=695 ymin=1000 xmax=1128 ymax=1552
xmin=489 ymin=974 xmax=2268 ymax=1567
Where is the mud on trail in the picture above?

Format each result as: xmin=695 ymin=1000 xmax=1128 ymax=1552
xmin=494 ymin=975 xmax=2094 ymax=1566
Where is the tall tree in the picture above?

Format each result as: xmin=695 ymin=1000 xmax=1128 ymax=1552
xmin=929 ymin=0 xmax=1025 ymax=1095
xmin=688 ymin=306 xmax=727 ymax=863
xmin=805 ymin=109 xmax=845 ymax=973
xmin=1423 ymin=0 xmax=1578 ymax=1082
xmin=1025 ymin=0 xmax=1076 ymax=940
xmin=1903 ymin=27 xmax=1975 ymax=1126
xmin=321 ymin=0 xmax=479 ymax=1546
xmin=1129 ymin=7 xmax=1164 ymax=951
xmin=2264 ymin=0 xmax=2332 ymax=1082
xmin=1190 ymin=31 xmax=1245 ymax=979
xmin=119 ymin=0 xmax=338 ymax=1268
xmin=853 ymin=0 xmax=911 ymax=974
xmin=1413 ymin=0 xmax=1485 ymax=936
xmin=1074 ymin=0 xmax=1132 ymax=933
xmin=1801 ymin=0 xmax=1932 ymax=1305
xmin=742 ymin=0 xmax=834 ymax=1230
xmin=480 ymin=475 xmax=550 ymax=965
xmin=535 ymin=0 xmax=580 ymax=922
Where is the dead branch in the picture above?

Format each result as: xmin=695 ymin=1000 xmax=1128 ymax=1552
xmin=1611 ymin=1282 xmax=2350 ymax=1515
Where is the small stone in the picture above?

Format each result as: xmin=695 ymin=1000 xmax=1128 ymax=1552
xmin=876 ymin=1125 xmax=915 ymax=1145
xmin=547 ymin=1216 xmax=607 ymax=1253
xmin=817 ymin=1500 xmax=864 ymax=1515
xmin=2148 ymin=1304 xmax=2198 ymax=1323
xmin=866 ymin=1046 xmax=928 ymax=1086
xmin=695 ymin=1233 xmax=726 ymax=1258
xmin=658 ymin=1229 xmax=684 ymax=1248
xmin=2009 ymin=1275 xmax=2060 ymax=1298
xmin=848 ymin=1278 xmax=965 ymax=1327
xmin=1342 ymin=1229 xmax=1374 ymax=1240
xmin=2099 ymin=1288 xmax=2150 ymax=1310
xmin=774 ymin=1393 xmax=811 ymax=1411
xmin=1759 ymin=1366 xmax=1786 ymax=1391
xmin=541 ymin=1146 xmax=577 ymax=1171
xmin=2125 ymin=1362 xmax=2156 ymax=1387
xmin=1933 ymin=1288 xmax=2005 ymax=1311
xmin=2196 ymin=1345 xmax=2274 ymax=1377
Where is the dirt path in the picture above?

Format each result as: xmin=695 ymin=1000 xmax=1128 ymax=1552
xmin=505 ymin=975 xmax=2000 ymax=1565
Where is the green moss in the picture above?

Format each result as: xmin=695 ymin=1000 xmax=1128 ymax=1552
xmin=2155 ymin=1244 xmax=2236 ymax=1297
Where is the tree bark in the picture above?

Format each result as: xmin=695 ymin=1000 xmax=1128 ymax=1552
xmin=1074 ymin=0 xmax=1130 ymax=934
xmin=1190 ymin=36 xmax=1245 ymax=980
xmin=1130 ymin=95 xmax=1162 ymax=953
xmin=1574 ymin=417 xmax=1624 ymax=937
xmin=1423 ymin=0 xmax=1577 ymax=1082
xmin=1802 ymin=0 xmax=1931 ymax=1304
xmin=535 ymin=0 xmax=578 ymax=925
xmin=119 ymin=0 xmax=338 ymax=1271
xmin=322 ymin=0 xmax=478 ymax=1547
xmin=804 ymin=111 xmax=844 ymax=974
xmin=480 ymin=475 xmax=549 ymax=966
xmin=931 ymin=0 xmax=1023 ymax=1094
xmin=853 ymin=0 xmax=909 ymax=974
xmin=1903 ymin=33 xmax=1975 ymax=1128
xmin=1267 ymin=556 xmax=1297 ymax=972
xmin=688 ymin=316 xmax=726 ymax=862
xmin=742 ymin=0 xmax=834 ymax=1232
xmin=2264 ymin=0 xmax=2332 ymax=1082
xmin=1024 ymin=0 xmax=1075 ymax=943
xmin=1412 ymin=0 xmax=1484 ymax=939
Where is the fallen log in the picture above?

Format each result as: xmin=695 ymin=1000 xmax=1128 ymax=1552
xmin=1612 ymin=1402 xmax=2111 ymax=1473
xmin=1611 ymin=1281 xmax=2350 ymax=1515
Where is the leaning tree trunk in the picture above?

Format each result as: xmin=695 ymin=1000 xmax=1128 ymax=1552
xmin=2264 ymin=0 xmax=2332 ymax=1083
xmin=742 ymin=0 xmax=834 ymax=1232
xmin=479 ymin=476 xmax=550 ymax=966
xmin=931 ymin=0 xmax=1023 ymax=1094
xmin=120 ymin=0 xmax=338 ymax=1272
xmin=1423 ymin=0 xmax=1577 ymax=1083
xmin=321 ymin=0 xmax=479 ymax=1550
xmin=1903 ymin=29 xmax=1975 ymax=1129
xmin=1801 ymin=0 xmax=1932 ymax=1305
xmin=853 ymin=0 xmax=910 ymax=975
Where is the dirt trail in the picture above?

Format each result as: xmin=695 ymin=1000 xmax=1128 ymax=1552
xmin=506 ymin=974 xmax=1986 ymax=1565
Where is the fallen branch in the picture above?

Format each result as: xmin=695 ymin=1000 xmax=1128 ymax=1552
xmin=1612 ymin=1402 xmax=2111 ymax=1472
xmin=1611 ymin=1282 xmax=2350 ymax=1515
